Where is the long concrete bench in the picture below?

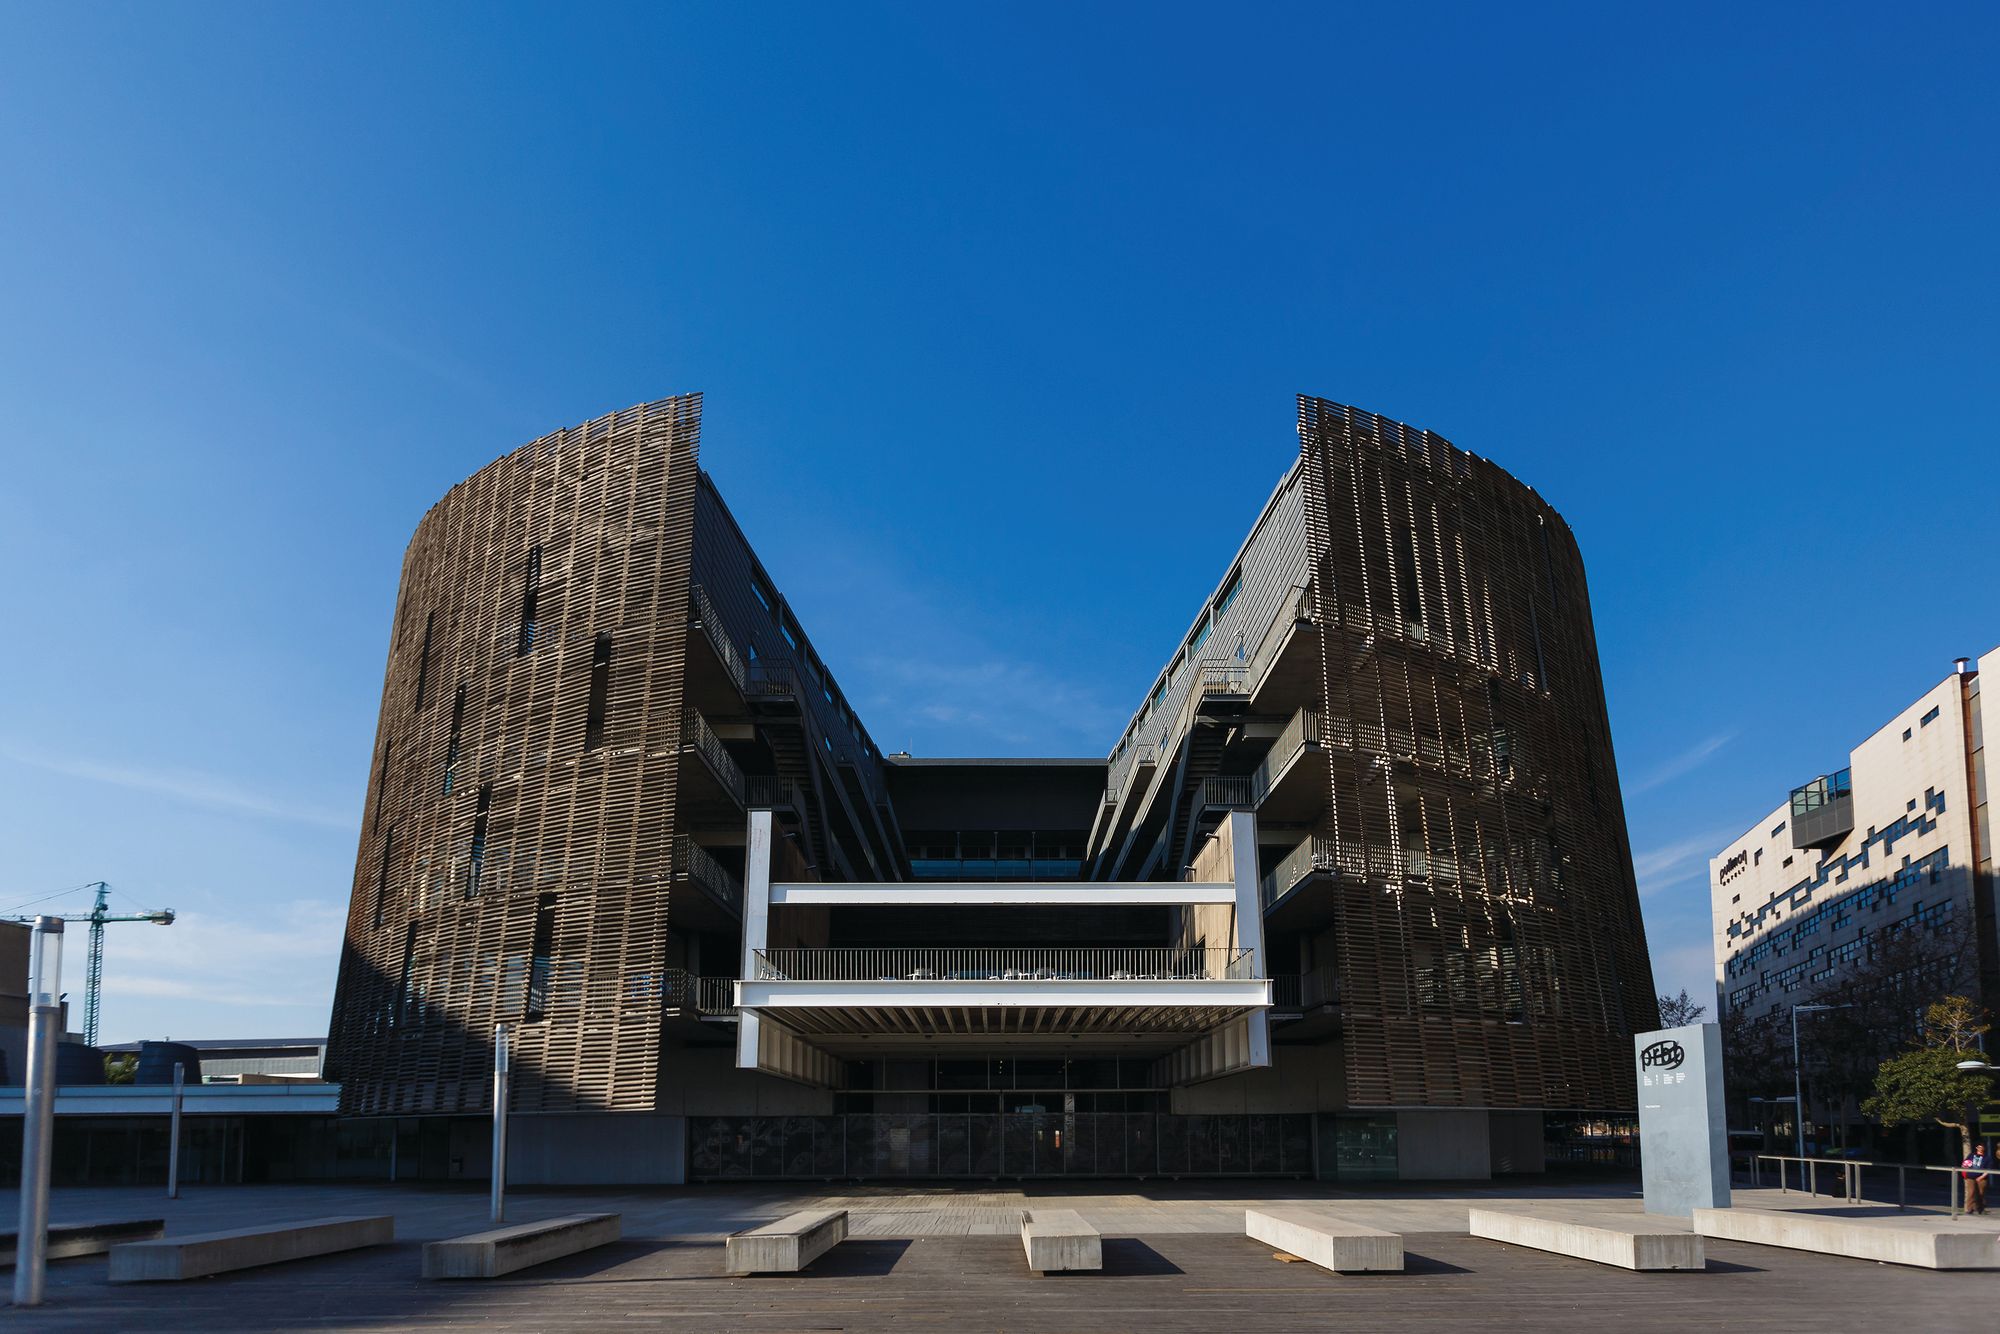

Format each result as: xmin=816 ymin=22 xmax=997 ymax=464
xmin=1693 ymin=1206 xmax=2000 ymax=1270
xmin=1468 ymin=1208 xmax=1703 ymax=1271
xmin=0 ymin=1218 xmax=165 ymax=1266
xmin=1246 ymin=1207 xmax=1402 ymax=1273
xmin=1021 ymin=1209 xmax=1101 ymax=1274
xmin=108 ymin=1215 xmax=394 ymax=1282
xmin=423 ymin=1213 xmax=621 ymax=1279
xmin=726 ymin=1209 xmax=847 ymax=1275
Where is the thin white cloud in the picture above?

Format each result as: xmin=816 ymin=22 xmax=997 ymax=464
xmin=859 ymin=654 xmax=1124 ymax=753
xmin=0 ymin=742 xmax=353 ymax=831
xmin=1628 ymin=732 xmax=1735 ymax=795
xmin=1632 ymin=827 xmax=1741 ymax=899
xmin=101 ymin=899 xmax=344 ymax=1039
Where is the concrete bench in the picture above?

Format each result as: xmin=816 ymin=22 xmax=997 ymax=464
xmin=108 ymin=1215 xmax=394 ymax=1282
xmin=0 ymin=1218 xmax=165 ymax=1266
xmin=1468 ymin=1208 xmax=1702 ymax=1271
xmin=1021 ymin=1209 xmax=1101 ymax=1273
xmin=424 ymin=1213 xmax=621 ymax=1279
xmin=726 ymin=1209 xmax=847 ymax=1275
xmin=1246 ymin=1207 xmax=1402 ymax=1273
xmin=1693 ymin=1206 xmax=2000 ymax=1270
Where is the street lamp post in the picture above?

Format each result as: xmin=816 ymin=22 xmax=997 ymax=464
xmin=1792 ymin=1003 xmax=1852 ymax=1160
xmin=13 ymin=917 xmax=65 ymax=1308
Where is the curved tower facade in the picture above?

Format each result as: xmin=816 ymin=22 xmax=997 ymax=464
xmin=329 ymin=397 xmax=706 ymax=1114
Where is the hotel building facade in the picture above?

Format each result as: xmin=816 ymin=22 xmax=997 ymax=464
xmin=325 ymin=393 xmax=1659 ymax=1183
xmin=1710 ymin=652 xmax=1998 ymax=1026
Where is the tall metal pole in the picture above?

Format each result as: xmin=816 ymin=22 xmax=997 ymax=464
xmin=490 ymin=1023 xmax=510 ymax=1225
xmin=1793 ymin=1006 xmax=1806 ymax=1160
xmin=167 ymin=1061 xmax=185 ymax=1199
xmin=14 ymin=917 xmax=65 ymax=1308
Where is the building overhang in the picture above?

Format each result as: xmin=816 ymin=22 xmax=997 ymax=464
xmin=736 ymin=977 xmax=1269 ymax=1052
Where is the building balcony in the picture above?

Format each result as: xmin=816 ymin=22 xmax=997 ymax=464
xmin=1246 ymin=582 xmax=1321 ymax=714
xmin=737 ymin=946 xmax=1269 ymax=1050
xmin=1790 ymin=768 xmax=1854 ymax=850
xmin=672 ymin=834 xmax=743 ymax=931
xmin=680 ymin=706 xmax=747 ymax=809
xmin=1260 ymin=833 xmax=1336 ymax=914
xmin=686 ymin=583 xmax=752 ymax=714
xmin=1250 ymin=706 xmax=1327 ymax=821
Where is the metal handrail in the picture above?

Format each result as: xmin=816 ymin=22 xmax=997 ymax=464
xmin=1251 ymin=706 xmax=1321 ymax=805
xmin=751 ymin=947 xmax=1260 ymax=983
xmin=1193 ymin=775 xmax=1253 ymax=810
xmin=673 ymin=836 xmax=743 ymax=914
xmin=680 ymin=707 xmax=746 ymax=803
xmin=1261 ymin=834 xmax=1337 ymax=909
xmin=1243 ymin=581 xmax=1318 ymax=696
xmin=696 ymin=975 xmax=738 ymax=1015
xmin=1749 ymin=1152 xmax=2000 ymax=1214
xmin=688 ymin=584 xmax=749 ymax=696
xmin=747 ymin=662 xmax=798 ymax=697
xmin=746 ymin=774 xmax=802 ymax=810
xmin=1270 ymin=966 xmax=1339 ymax=1009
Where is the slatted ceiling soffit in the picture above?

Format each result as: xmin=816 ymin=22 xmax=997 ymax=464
xmin=1297 ymin=395 xmax=1657 ymax=1114
xmin=328 ymin=396 xmax=701 ymax=1117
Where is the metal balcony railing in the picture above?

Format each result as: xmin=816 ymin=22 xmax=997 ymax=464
xmin=688 ymin=583 xmax=750 ymax=696
xmin=747 ymin=662 xmax=799 ymax=698
xmin=643 ymin=968 xmax=740 ymax=1014
xmin=673 ymin=835 xmax=743 ymax=915
xmin=1260 ymin=834 xmax=1338 ymax=909
xmin=1193 ymin=775 xmax=1253 ymax=810
xmin=750 ymin=947 xmax=1261 ymax=983
xmin=1269 ymin=966 xmax=1339 ymax=1009
xmin=746 ymin=774 xmax=803 ymax=810
xmin=1244 ymin=581 xmax=1318 ymax=694
xmin=1251 ymin=707 xmax=1321 ymax=805
xmin=697 ymin=975 xmax=738 ymax=1014
xmin=680 ymin=707 xmax=746 ymax=804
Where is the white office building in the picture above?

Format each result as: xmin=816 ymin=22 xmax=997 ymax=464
xmin=1710 ymin=650 xmax=1998 ymax=1023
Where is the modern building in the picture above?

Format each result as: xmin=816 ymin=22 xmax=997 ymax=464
xmin=98 ymin=1036 xmax=329 ymax=1084
xmin=325 ymin=393 xmax=1659 ymax=1183
xmin=1710 ymin=652 xmax=1999 ymax=1024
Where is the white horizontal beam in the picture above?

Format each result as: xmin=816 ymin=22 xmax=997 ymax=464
xmin=768 ymin=882 xmax=1236 ymax=907
xmin=739 ymin=978 xmax=1271 ymax=1010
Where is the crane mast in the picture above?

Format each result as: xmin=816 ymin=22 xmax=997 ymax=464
xmin=5 ymin=882 xmax=175 ymax=1045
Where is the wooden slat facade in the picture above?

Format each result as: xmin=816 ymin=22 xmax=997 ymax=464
xmin=1298 ymin=395 xmax=1656 ymax=1111
xmin=328 ymin=396 xmax=702 ymax=1115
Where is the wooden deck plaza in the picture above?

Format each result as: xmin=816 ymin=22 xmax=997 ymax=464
xmin=1 ymin=1180 xmax=1994 ymax=1332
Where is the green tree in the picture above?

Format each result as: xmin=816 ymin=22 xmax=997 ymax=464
xmin=103 ymin=1052 xmax=138 ymax=1085
xmin=1861 ymin=996 xmax=1992 ymax=1157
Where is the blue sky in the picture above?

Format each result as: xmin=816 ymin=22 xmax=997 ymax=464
xmin=1 ymin=4 xmax=1994 ymax=1041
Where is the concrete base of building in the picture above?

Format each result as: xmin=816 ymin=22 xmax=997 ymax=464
xmin=507 ymin=1113 xmax=687 ymax=1185
xmin=726 ymin=1209 xmax=848 ymax=1274
xmin=422 ymin=1213 xmax=622 ymax=1279
xmin=107 ymin=1215 xmax=395 ymax=1282
xmin=1693 ymin=1207 xmax=2000 ymax=1270
xmin=1468 ymin=1207 xmax=1702 ymax=1270
xmin=1020 ymin=1209 xmax=1101 ymax=1273
xmin=1245 ymin=1207 xmax=1402 ymax=1272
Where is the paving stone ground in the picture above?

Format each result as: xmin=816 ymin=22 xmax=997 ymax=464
xmin=2 ymin=1178 xmax=1994 ymax=1332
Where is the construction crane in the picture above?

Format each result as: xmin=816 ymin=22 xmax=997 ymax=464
xmin=4 ymin=882 xmax=174 ymax=1046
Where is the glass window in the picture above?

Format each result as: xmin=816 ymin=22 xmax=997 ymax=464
xmin=1214 ymin=569 xmax=1242 ymax=617
xmin=517 ymin=547 xmax=542 ymax=656
xmin=584 ymin=632 xmax=613 ymax=750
